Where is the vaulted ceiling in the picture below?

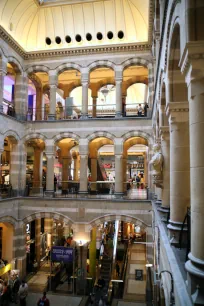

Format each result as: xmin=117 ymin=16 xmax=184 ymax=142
xmin=0 ymin=0 xmax=150 ymax=52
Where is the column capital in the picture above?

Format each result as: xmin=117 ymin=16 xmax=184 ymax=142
xmin=49 ymin=70 xmax=58 ymax=86
xmin=79 ymin=138 xmax=89 ymax=155
xmin=166 ymin=102 xmax=189 ymax=123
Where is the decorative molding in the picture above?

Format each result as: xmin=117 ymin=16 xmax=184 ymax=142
xmin=0 ymin=25 xmax=151 ymax=61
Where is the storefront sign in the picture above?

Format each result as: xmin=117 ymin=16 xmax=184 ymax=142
xmin=51 ymin=246 xmax=73 ymax=263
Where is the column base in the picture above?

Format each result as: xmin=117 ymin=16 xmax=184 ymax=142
xmin=157 ymin=206 xmax=170 ymax=223
xmin=78 ymin=191 xmax=88 ymax=197
xmin=31 ymin=187 xmax=43 ymax=196
xmin=167 ymin=219 xmax=187 ymax=246
xmin=48 ymin=114 xmax=56 ymax=121
xmin=44 ymin=190 xmax=55 ymax=198
xmin=80 ymin=114 xmax=88 ymax=119
xmin=155 ymin=199 xmax=162 ymax=205
xmin=114 ymin=192 xmax=124 ymax=198
xmin=185 ymin=253 xmax=204 ymax=305
xmin=115 ymin=112 xmax=122 ymax=118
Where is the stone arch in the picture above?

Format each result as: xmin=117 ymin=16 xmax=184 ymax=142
xmin=87 ymin=131 xmax=116 ymax=143
xmin=26 ymin=65 xmax=49 ymax=74
xmin=0 ymin=216 xmax=18 ymax=228
xmin=121 ymin=130 xmax=153 ymax=146
xmin=53 ymin=132 xmax=80 ymax=145
xmin=88 ymin=60 xmax=116 ymax=73
xmin=3 ymin=130 xmax=20 ymax=142
xmin=121 ymin=57 xmax=152 ymax=71
xmin=22 ymin=212 xmax=73 ymax=226
xmin=167 ymin=19 xmax=187 ymax=103
xmin=56 ymin=62 xmax=82 ymax=76
xmin=7 ymin=56 xmax=23 ymax=74
xmin=89 ymin=214 xmax=149 ymax=229
xmin=23 ymin=133 xmax=47 ymax=144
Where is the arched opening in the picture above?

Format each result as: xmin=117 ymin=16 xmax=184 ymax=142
xmin=54 ymin=138 xmax=79 ymax=195
xmin=89 ymin=137 xmax=114 ymax=194
xmin=25 ymin=138 xmax=45 ymax=196
xmin=122 ymin=65 xmax=149 ymax=117
xmin=70 ymin=87 xmax=92 ymax=119
xmin=89 ymin=67 xmax=115 ymax=118
xmin=58 ymin=69 xmax=81 ymax=119
xmin=123 ymin=137 xmax=149 ymax=199
xmin=0 ymin=222 xmax=14 ymax=265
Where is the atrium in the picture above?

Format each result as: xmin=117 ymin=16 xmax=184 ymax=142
xmin=0 ymin=0 xmax=203 ymax=305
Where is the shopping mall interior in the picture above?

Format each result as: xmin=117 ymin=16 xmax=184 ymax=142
xmin=0 ymin=0 xmax=203 ymax=305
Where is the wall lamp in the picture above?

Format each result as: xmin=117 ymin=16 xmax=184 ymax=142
xmin=159 ymin=270 xmax=175 ymax=306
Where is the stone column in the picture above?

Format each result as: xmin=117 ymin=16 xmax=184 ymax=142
xmin=89 ymin=227 xmax=96 ymax=278
xmin=123 ymin=155 xmax=127 ymax=193
xmin=0 ymin=57 xmax=7 ymax=112
xmin=81 ymin=81 xmax=89 ymax=119
xmin=61 ymin=152 xmax=72 ymax=191
xmin=115 ymin=79 xmax=122 ymax=117
xmin=185 ymin=72 xmax=204 ymax=302
xmin=45 ymin=143 xmax=55 ymax=197
xmin=79 ymin=139 xmax=88 ymax=193
xmin=10 ymin=142 xmax=21 ymax=196
xmin=91 ymin=157 xmax=97 ymax=192
xmin=15 ymin=73 xmax=28 ymax=120
xmin=32 ymin=147 xmax=43 ymax=194
xmin=114 ymin=155 xmax=123 ymax=196
xmin=14 ymin=222 xmax=26 ymax=278
xmin=122 ymin=94 xmax=126 ymax=116
xmin=48 ymin=71 xmax=57 ymax=120
xmin=79 ymin=155 xmax=88 ymax=193
xmin=157 ymin=127 xmax=170 ymax=219
xmin=36 ymin=86 xmax=43 ymax=120
xmin=166 ymin=102 xmax=190 ymax=242
xmin=35 ymin=219 xmax=41 ymax=264
xmin=18 ymin=142 xmax=27 ymax=196
xmin=144 ymin=152 xmax=148 ymax=185
xmin=44 ymin=218 xmax=53 ymax=247
xmin=92 ymin=95 xmax=97 ymax=118
xmin=73 ymin=153 xmax=80 ymax=181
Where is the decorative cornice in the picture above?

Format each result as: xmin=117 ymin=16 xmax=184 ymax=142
xmin=180 ymin=41 xmax=204 ymax=76
xmin=0 ymin=24 xmax=151 ymax=60
xmin=166 ymin=102 xmax=189 ymax=114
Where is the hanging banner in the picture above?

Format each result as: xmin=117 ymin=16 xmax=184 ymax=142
xmin=51 ymin=246 xmax=73 ymax=263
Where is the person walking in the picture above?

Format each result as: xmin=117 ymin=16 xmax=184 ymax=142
xmin=45 ymin=247 xmax=50 ymax=264
xmin=18 ymin=280 xmax=28 ymax=306
xmin=37 ymin=292 xmax=50 ymax=306
xmin=1 ymin=280 xmax=10 ymax=306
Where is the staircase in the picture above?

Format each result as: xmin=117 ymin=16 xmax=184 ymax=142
xmin=100 ymin=256 xmax=112 ymax=289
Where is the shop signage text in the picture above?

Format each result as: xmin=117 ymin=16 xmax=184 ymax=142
xmin=51 ymin=246 xmax=73 ymax=263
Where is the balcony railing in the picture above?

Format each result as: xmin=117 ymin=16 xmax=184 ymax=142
xmin=0 ymin=100 xmax=150 ymax=121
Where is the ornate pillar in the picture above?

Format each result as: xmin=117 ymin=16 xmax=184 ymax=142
xmin=18 ymin=142 xmax=27 ymax=196
xmin=185 ymin=63 xmax=204 ymax=302
xmin=45 ymin=141 xmax=55 ymax=197
xmin=166 ymin=102 xmax=190 ymax=242
xmin=79 ymin=138 xmax=88 ymax=193
xmin=48 ymin=71 xmax=57 ymax=120
xmin=92 ymin=95 xmax=97 ymax=118
xmin=158 ymin=127 xmax=170 ymax=219
xmin=144 ymin=152 xmax=148 ymax=186
xmin=0 ymin=57 xmax=7 ymax=112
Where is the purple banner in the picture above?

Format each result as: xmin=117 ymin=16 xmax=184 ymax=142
xmin=51 ymin=246 xmax=73 ymax=263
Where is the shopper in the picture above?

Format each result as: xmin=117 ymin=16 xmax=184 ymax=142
xmin=45 ymin=247 xmax=50 ymax=264
xmin=37 ymin=292 xmax=50 ymax=306
xmin=18 ymin=280 xmax=28 ymax=306
xmin=13 ymin=274 xmax=21 ymax=304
